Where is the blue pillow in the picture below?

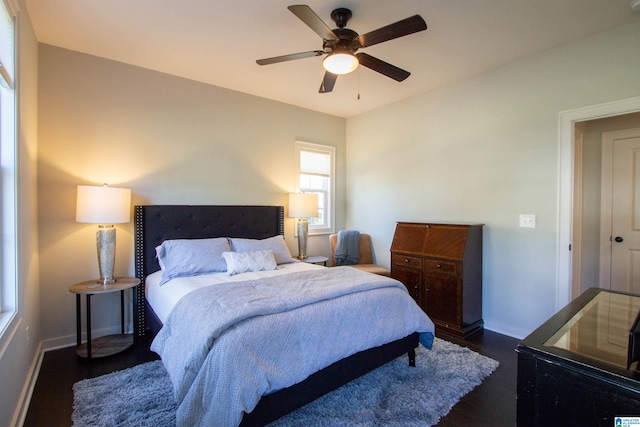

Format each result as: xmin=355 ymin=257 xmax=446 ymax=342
xmin=229 ymin=235 xmax=296 ymax=264
xmin=156 ymin=238 xmax=231 ymax=285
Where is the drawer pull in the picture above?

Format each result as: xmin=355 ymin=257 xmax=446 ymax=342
xmin=436 ymin=264 xmax=441 ymax=268
xmin=404 ymin=258 xmax=410 ymax=263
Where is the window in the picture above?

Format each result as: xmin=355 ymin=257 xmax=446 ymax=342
xmin=0 ymin=0 xmax=17 ymax=331
xmin=295 ymin=141 xmax=335 ymax=235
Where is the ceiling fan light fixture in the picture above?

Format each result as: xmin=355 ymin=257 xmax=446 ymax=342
xmin=323 ymin=53 xmax=359 ymax=75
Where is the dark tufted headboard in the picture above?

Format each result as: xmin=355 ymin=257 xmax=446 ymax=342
xmin=133 ymin=205 xmax=285 ymax=337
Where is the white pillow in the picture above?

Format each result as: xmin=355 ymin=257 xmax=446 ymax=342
xmin=156 ymin=238 xmax=231 ymax=285
xmin=229 ymin=235 xmax=296 ymax=264
xmin=222 ymin=250 xmax=278 ymax=275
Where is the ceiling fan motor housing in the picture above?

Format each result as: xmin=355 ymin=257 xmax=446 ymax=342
xmin=323 ymin=28 xmax=360 ymax=53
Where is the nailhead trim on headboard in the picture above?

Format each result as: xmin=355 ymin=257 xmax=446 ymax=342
xmin=134 ymin=205 xmax=146 ymax=337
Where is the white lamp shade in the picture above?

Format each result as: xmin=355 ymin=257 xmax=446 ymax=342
xmin=288 ymin=193 xmax=318 ymax=218
xmin=323 ymin=53 xmax=359 ymax=75
xmin=76 ymin=185 xmax=131 ymax=224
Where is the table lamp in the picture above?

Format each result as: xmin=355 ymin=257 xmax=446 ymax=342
xmin=76 ymin=184 xmax=131 ymax=285
xmin=288 ymin=193 xmax=318 ymax=259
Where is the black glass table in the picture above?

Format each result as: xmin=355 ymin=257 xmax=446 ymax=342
xmin=517 ymin=287 xmax=640 ymax=426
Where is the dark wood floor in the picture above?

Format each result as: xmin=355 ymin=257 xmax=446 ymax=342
xmin=24 ymin=329 xmax=519 ymax=426
xmin=438 ymin=330 xmax=519 ymax=426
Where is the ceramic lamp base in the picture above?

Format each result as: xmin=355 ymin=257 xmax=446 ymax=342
xmin=96 ymin=225 xmax=116 ymax=284
xmin=297 ymin=218 xmax=309 ymax=260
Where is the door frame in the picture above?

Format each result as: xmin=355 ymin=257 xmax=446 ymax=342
xmin=558 ymin=96 xmax=640 ymax=311
xmin=571 ymin=123 xmax=583 ymax=299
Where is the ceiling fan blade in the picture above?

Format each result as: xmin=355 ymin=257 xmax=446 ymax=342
xmin=288 ymin=5 xmax=338 ymax=40
xmin=319 ymin=72 xmax=338 ymax=93
xmin=356 ymin=53 xmax=410 ymax=82
xmin=357 ymin=15 xmax=427 ymax=48
xmin=256 ymin=50 xmax=324 ymax=66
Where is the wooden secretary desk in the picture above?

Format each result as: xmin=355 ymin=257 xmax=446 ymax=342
xmin=390 ymin=222 xmax=483 ymax=338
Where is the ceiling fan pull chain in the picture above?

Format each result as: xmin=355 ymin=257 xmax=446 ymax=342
xmin=357 ymin=67 xmax=361 ymax=100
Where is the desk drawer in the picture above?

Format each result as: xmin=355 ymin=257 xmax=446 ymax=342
xmin=392 ymin=254 xmax=422 ymax=269
xmin=424 ymin=259 xmax=457 ymax=275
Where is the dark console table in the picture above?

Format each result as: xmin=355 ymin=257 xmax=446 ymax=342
xmin=517 ymin=287 xmax=640 ymax=426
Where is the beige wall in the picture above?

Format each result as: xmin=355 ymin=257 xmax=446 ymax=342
xmin=0 ymin=2 xmax=41 ymax=426
xmin=37 ymin=45 xmax=346 ymax=345
xmin=346 ymin=22 xmax=640 ymax=338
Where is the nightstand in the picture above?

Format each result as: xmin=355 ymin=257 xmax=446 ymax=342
xmin=69 ymin=277 xmax=140 ymax=359
xmin=300 ymin=256 xmax=328 ymax=266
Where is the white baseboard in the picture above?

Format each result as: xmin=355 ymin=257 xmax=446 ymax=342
xmin=484 ymin=320 xmax=529 ymax=341
xmin=41 ymin=323 xmax=132 ymax=352
xmin=12 ymin=340 xmax=43 ymax=427
xmin=41 ymin=334 xmax=77 ymax=352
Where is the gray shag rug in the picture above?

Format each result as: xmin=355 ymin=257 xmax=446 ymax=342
xmin=72 ymin=338 xmax=499 ymax=426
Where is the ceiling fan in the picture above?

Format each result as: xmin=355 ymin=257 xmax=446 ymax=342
xmin=256 ymin=5 xmax=427 ymax=93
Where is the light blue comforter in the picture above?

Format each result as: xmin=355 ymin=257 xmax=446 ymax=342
xmin=151 ymin=266 xmax=435 ymax=427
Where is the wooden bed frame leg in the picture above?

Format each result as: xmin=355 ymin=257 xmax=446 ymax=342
xmin=408 ymin=348 xmax=416 ymax=367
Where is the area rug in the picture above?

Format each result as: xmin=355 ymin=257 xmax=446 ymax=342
xmin=72 ymin=338 xmax=499 ymax=426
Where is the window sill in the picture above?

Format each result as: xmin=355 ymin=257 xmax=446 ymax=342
xmin=309 ymin=228 xmax=334 ymax=236
xmin=0 ymin=311 xmax=19 ymax=356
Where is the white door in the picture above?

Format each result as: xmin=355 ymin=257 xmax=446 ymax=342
xmin=606 ymin=129 xmax=640 ymax=293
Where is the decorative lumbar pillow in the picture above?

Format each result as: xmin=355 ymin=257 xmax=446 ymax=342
xmin=222 ymin=250 xmax=278 ymax=275
xmin=229 ymin=235 xmax=296 ymax=264
xmin=157 ymin=238 xmax=231 ymax=285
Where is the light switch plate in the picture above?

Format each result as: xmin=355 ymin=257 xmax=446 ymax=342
xmin=520 ymin=214 xmax=536 ymax=228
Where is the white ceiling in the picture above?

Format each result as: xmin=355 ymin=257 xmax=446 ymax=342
xmin=23 ymin=0 xmax=640 ymax=118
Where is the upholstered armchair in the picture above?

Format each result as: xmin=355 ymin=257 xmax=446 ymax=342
xmin=329 ymin=233 xmax=390 ymax=276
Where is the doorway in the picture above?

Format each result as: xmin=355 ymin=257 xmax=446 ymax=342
xmin=558 ymin=97 xmax=640 ymax=310
xmin=573 ymin=114 xmax=640 ymax=298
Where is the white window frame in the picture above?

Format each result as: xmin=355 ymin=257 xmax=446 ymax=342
xmin=0 ymin=0 xmax=18 ymax=338
xmin=295 ymin=141 xmax=335 ymax=235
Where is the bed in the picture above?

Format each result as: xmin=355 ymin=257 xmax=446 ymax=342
xmin=133 ymin=205 xmax=435 ymax=426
